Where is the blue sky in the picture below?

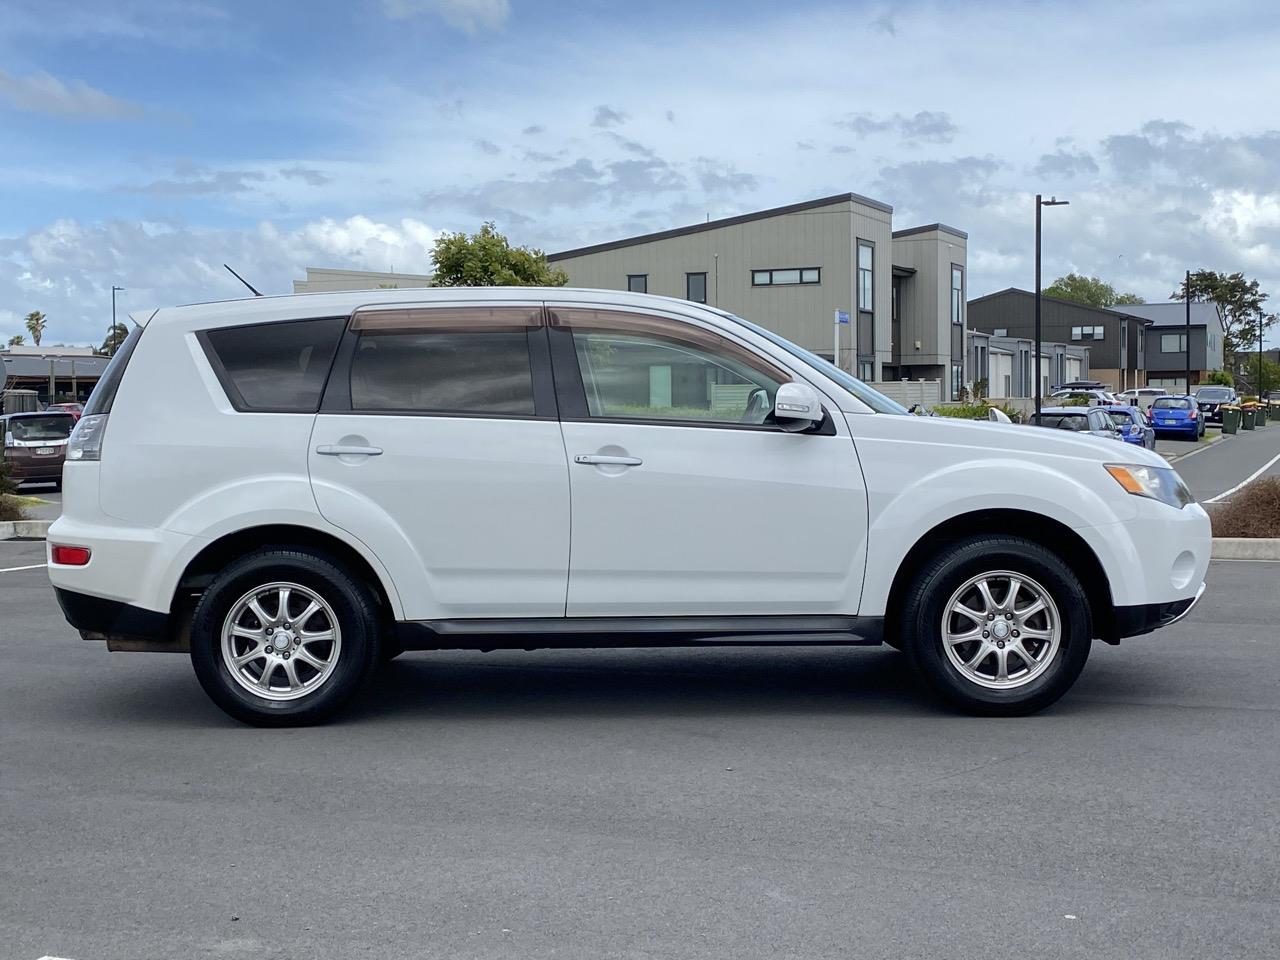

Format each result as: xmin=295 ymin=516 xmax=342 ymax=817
xmin=2 ymin=0 xmax=1280 ymax=346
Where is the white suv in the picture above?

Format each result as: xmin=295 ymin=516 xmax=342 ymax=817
xmin=49 ymin=288 xmax=1210 ymax=725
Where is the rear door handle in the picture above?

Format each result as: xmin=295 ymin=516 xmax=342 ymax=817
xmin=316 ymin=444 xmax=383 ymax=456
xmin=574 ymin=454 xmax=642 ymax=466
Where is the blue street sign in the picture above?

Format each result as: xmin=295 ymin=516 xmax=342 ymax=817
xmin=834 ymin=310 xmax=850 ymax=325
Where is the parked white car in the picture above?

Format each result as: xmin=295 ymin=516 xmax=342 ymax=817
xmin=1050 ymin=388 xmax=1118 ymax=406
xmin=1117 ymin=387 xmax=1169 ymax=412
xmin=49 ymin=289 xmax=1211 ymax=725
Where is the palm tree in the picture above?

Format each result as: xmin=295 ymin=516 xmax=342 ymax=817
xmin=100 ymin=323 xmax=129 ymax=356
xmin=6 ymin=334 xmax=24 ymax=347
xmin=24 ymin=311 xmax=46 ymax=347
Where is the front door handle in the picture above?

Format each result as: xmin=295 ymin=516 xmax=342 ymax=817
xmin=574 ymin=454 xmax=642 ymax=466
xmin=316 ymin=444 xmax=383 ymax=456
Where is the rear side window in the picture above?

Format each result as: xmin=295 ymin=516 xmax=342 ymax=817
xmin=202 ymin=317 xmax=345 ymax=413
xmin=83 ymin=323 xmax=144 ymax=416
xmin=347 ymin=306 xmax=539 ymax=416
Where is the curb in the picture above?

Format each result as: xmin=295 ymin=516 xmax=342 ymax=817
xmin=0 ymin=520 xmax=51 ymax=540
xmin=1210 ymin=538 xmax=1280 ymax=561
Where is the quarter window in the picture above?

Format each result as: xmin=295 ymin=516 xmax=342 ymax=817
xmin=202 ymin=317 xmax=345 ymax=412
xmin=751 ymin=268 xmax=820 ymax=286
xmin=553 ymin=308 xmax=790 ymax=425
xmin=686 ymin=272 xmax=707 ymax=303
xmin=347 ymin=307 xmax=539 ymax=415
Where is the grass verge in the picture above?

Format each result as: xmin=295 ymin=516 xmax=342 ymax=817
xmin=1210 ymin=477 xmax=1280 ymax=538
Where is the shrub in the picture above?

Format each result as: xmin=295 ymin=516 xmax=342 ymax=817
xmin=1210 ymin=477 xmax=1280 ymax=538
xmin=930 ymin=403 xmax=991 ymax=419
xmin=0 ymin=459 xmax=24 ymax=522
xmin=1062 ymin=396 xmax=1092 ymax=407
xmin=1203 ymin=369 xmax=1234 ymax=387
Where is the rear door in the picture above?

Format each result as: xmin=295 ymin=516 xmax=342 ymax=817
xmin=308 ymin=302 xmax=571 ymax=620
xmin=547 ymin=302 xmax=867 ymax=618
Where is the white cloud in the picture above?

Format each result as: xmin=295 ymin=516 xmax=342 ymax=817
xmin=0 ymin=69 xmax=145 ymax=120
xmin=0 ymin=216 xmax=442 ymax=346
xmin=380 ymin=0 xmax=510 ymax=32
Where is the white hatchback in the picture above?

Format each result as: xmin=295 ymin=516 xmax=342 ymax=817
xmin=49 ymin=288 xmax=1210 ymax=725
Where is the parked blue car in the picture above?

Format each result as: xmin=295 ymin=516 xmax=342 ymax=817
xmin=1103 ymin=405 xmax=1157 ymax=449
xmin=1148 ymin=395 xmax=1204 ymax=440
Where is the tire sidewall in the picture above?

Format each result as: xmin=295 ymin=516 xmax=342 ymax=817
xmin=189 ymin=550 xmax=379 ymax=725
xmin=907 ymin=538 xmax=1092 ymax=715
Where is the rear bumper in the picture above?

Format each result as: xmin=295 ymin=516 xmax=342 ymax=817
xmin=1 ymin=455 xmax=64 ymax=481
xmin=54 ymin=587 xmax=179 ymax=651
xmin=1110 ymin=582 xmax=1206 ymax=640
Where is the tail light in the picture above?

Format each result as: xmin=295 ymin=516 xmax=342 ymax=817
xmin=1188 ymin=408 xmax=1198 ymax=420
xmin=50 ymin=544 xmax=92 ymax=566
xmin=66 ymin=414 xmax=108 ymax=461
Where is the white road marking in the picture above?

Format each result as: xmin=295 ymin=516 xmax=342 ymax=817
xmin=1210 ymin=557 xmax=1280 ymax=563
xmin=38 ymin=955 xmax=80 ymax=959
xmin=0 ymin=563 xmax=47 ymax=573
xmin=1205 ymin=451 xmax=1280 ymax=503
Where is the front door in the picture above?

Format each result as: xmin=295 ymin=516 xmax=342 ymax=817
xmin=308 ymin=302 xmax=570 ymax=620
xmin=547 ymin=303 xmax=868 ymax=618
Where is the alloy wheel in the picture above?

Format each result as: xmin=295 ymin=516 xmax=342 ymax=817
xmin=940 ymin=570 xmax=1061 ymax=690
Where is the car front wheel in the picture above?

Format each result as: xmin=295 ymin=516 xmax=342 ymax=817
xmin=189 ymin=547 xmax=383 ymax=726
xmin=902 ymin=535 xmax=1092 ymax=716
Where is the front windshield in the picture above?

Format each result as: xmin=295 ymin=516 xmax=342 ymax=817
xmin=1195 ymin=387 xmax=1231 ymax=401
xmin=721 ymin=311 xmax=909 ymax=414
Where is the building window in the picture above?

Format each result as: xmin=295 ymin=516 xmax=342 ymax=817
xmin=857 ymin=242 xmax=874 ymax=312
xmin=751 ymin=268 xmax=820 ymax=286
xmin=951 ymin=363 xmax=964 ymax=400
xmin=951 ymin=265 xmax=964 ymax=325
xmin=627 ymin=275 xmax=647 ymax=294
xmin=1070 ymin=325 xmax=1105 ymax=341
xmin=858 ymin=360 xmax=874 ymax=381
xmin=686 ymin=272 xmax=707 ymax=303
xmin=1161 ymin=333 xmax=1188 ymax=353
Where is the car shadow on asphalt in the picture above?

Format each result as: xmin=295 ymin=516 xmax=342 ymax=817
xmin=342 ymin=647 xmax=951 ymax=723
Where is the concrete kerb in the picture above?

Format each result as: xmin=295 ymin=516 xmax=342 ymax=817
xmin=0 ymin=520 xmax=52 ymax=540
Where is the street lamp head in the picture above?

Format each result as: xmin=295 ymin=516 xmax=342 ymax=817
xmin=1040 ymin=197 xmax=1070 ymax=207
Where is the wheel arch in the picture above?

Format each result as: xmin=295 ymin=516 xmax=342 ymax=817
xmin=171 ymin=524 xmax=400 ymax=630
xmin=882 ymin=509 xmax=1116 ymax=649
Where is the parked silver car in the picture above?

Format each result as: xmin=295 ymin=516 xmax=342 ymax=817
xmin=1029 ymin=406 xmax=1125 ymax=441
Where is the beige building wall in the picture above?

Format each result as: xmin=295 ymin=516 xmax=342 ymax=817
xmin=549 ymin=195 xmax=894 ymax=379
xmin=293 ymin=267 xmax=434 ymax=294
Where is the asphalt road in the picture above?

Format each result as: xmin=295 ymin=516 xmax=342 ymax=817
xmin=1171 ymin=423 xmax=1280 ymax=502
xmin=2 ymin=543 xmax=1278 ymax=960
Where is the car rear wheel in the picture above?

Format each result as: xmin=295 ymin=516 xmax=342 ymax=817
xmin=189 ymin=547 xmax=382 ymax=726
xmin=902 ymin=535 xmax=1092 ymax=716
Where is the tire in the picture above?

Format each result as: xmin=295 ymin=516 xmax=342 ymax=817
xmin=902 ymin=535 xmax=1091 ymax=716
xmin=189 ymin=547 xmax=383 ymax=726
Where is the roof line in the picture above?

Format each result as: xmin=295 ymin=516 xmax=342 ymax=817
xmin=967 ymin=286 xmax=1154 ymax=321
xmin=548 ymin=192 xmax=893 ymax=261
xmin=891 ymin=223 xmax=969 ymax=240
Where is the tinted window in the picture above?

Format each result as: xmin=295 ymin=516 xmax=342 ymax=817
xmin=1152 ymin=397 xmax=1192 ymax=410
xmin=344 ymin=306 xmax=541 ymax=416
xmin=83 ymin=323 xmax=144 ymax=417
xmin=7 ymin=415 xmax=74 ymax=440
xmin=204 ymin=317 xmax=344 ymax=412
xmin=555 ymin=308 xmax=789 ymax=425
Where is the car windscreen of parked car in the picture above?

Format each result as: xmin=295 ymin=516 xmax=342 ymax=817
xmin=1153 ymin=397 xmax=1193 ymax=410
xmin=8 ymin=414 xmax=74 ymax=441
xmin=1194 ymin=387 xmax=1233 ymax=402
xmin=1033 ymin=413 xmax=1088 ymax=430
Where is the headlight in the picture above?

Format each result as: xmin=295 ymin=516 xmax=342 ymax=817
xmin=1105 ymin=463 xmax=1195 ymax=509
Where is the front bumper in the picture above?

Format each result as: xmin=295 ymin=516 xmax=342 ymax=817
xmin=1110 ymin=581 xmax=1206 ymax=640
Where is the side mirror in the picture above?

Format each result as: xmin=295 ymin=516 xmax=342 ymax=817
xmin=773 ymin=382 xmax=825 ymax=432
xmin=988 ymin=407 xmax=1012 ymax=423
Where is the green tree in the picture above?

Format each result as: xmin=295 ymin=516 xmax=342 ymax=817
xmin=6 ymin=334 xmax=24 ymax=347
xmin=1043 ymin=273 xmax=1144 ymax=308
xmin=1173 ymin=271 xmax=1275 ymax=369
xmin=23 ymin=311 xmax=46 ymax=346
xmin=430 ymin=222 xmax=568 ymax=288
xmin=100 ymin=323 xmax=129 ymax=355
xmin=1242 ymin=354 xmax=1280 ymax=395
xmin=1202 ymin=369 xmax=1234 ymax=387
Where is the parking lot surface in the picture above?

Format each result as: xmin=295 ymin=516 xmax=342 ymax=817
xmin=1 ymin=545 xmax=1278 ymax=960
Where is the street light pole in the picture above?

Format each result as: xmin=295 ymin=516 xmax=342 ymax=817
xmin=1034 ymin=195 xmax=1069 ymax=417
xmin=1185 ymin=270 xmax=1192 ymax=394
xmin=110 ymin=285 xmax=124 ymax=356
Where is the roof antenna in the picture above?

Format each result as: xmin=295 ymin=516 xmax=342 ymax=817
xmin=223 ymin=263 xmax=263 ymax=297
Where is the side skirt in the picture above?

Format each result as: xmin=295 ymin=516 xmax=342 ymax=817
xmin=395 ymin=615 xmax=884 ymax=651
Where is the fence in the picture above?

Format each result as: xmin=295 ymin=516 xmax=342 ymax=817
xmin=874 ymin=380 xmax=943 ymax=409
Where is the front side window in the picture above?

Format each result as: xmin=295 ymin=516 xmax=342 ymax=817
xmin=686 ymin=272 xmax=707 ymax=303
xmin=951 ymin=265 xmax=964 ymax=325
xmin=202 ymin=317 xmax=345 ymax=412
xmin=627 ymin=275 xmax=648 ymax=294
xmin=554 ymin=308 xmax=790 ymax=425
xmin=857 ymin=241 xmax=874 ymax=312
xmin=348 ymin=306 xmax=539 ymax=415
